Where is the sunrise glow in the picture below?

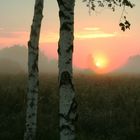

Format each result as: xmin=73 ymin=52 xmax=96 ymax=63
xmin=95 ymin=61 xmax=101 ymax=67
xmin=91 ymin=52 xmax=109 ymax=74
xmin=0 ymin=0 xmax=139 ymax=74
xmin=94 ymin=57 xmax=108 ymax=68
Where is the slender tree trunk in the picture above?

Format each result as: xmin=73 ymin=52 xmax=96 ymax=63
xmin=24 ymin=0 xmax=44 ymax=140
xmin=57 ymin=0 xmax=77 ymax=140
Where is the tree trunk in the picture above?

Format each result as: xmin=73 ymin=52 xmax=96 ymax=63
xmin=24 ymin=0 xmax=44 ymax=140
xmin=57 ymin=0 xmax=77 ymax=140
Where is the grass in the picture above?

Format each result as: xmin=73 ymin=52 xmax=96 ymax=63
xmin=0 ymin=74 xmax=140 ymax=140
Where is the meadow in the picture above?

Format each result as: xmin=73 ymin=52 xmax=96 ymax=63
xmin=0 ymin=74 xmax=140 ymax=140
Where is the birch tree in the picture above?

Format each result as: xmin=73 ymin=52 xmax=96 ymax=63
xmin=24 ymin=0 xmax=44 ymax=140
xmin=56 ymin=0 xmax=134 ymax=140
xmin=57 ymin=0 xmax=77 ymax=140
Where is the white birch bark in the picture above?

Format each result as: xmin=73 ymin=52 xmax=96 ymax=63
xmin=57 ymin=0 xmax=77 ymax=140
xmin=24 ymin=0 xmax=44 ymax=140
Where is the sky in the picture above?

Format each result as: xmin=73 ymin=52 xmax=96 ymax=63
xmin=0 ymin=0 xmax=139 ymax=74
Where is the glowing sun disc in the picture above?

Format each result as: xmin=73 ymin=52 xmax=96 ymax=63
xmin=93 ymin=53 xmax=109 ymax=69
xmin=95 ymin=61 xmax=101 ymax=67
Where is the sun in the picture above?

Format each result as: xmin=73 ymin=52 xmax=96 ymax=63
xmin=95 ymin=61 xmax=101 ymax=67
xmin=92 ymin=52 xmax=109 ymax=73
xmin=94 ymin=57 xmax=108 ymax=68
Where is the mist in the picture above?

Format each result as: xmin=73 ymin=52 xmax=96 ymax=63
xmin=0 ymin=45 xmax=58 ymax=75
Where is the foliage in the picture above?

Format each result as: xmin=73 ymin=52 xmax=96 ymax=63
xmin=1 ymin=74 xmax=140 ymax=140
xmin=83 ymin=0 xmax=135 ymax=31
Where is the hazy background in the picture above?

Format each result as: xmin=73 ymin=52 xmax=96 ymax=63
xmin=0 ymin=45 xmax=140 ymax=75
xmin=0 ymin=0 xmax=140 ymax=74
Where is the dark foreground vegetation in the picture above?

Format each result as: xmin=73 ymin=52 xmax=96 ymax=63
xmin=0 ymin=74 xmax=140 ymax=140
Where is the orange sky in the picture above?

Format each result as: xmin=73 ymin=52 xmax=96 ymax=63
xmin=0 ymin=0 xmax=139 ymax=74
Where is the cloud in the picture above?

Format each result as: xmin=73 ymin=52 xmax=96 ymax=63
xmin=0 ymin=27 xmax=118 ymax=47
xmin=39 ymin=30 xmax=117 ymax=43
xmin=75 ymin=32 xmax=117 ymax=39
xmin=84 ymin=27 xmax=100 ymax=31
xmin=0 ymin=31 xmax=28 ymax=38
xmin=0 ymin=30 xmax=29 ymax=47
xmin=0 ymin=29 xmax=58 ymax=46
xmin=36 ymin=26 xmax=117 ymax=43
xmin=75 ymin=27 xmax=118 ymax=39
xmin=0 ymin=30 xmax=59 ymax=47
xmin=40 ymin=32 xmax=59 ymax=43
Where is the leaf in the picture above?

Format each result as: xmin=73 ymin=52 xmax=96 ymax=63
xmin=108 ymin=3 xmax=112 ymax=7
xmin=119 ymin=23 xmax=124 ymax=27
xmin=125 ymin=20 xmax=130 ymax=26
xmin=121 ymin=26 xmax=125 ymax=31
